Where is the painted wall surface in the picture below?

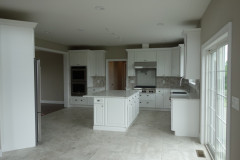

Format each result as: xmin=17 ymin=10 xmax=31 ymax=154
xmin=105 ymin=46 xmax=127 ymax=59
xmin=0 ymin=23 xmax=36 ymax=152
xmin=201 ymin=0 xmax=240 ymax=159
xmin=35 ymin=38 xmax=68 ymax=52
xmin=35 ymin=51 xmax=64 ymax=102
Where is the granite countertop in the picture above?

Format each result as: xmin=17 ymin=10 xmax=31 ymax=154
xmin=171 ymin=92 xmax=200 ymax=100
xmin=84 ymin=90 xmax=140 ymax=98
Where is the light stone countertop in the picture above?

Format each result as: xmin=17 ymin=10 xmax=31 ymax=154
xmin=171 ymin=92 xmax=200 ymax=100
xmin=84 ymin=90 xmax=140 ymax=98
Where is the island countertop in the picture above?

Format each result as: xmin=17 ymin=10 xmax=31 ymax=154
xmin=84 ymin=90 xmax=140 ymax=98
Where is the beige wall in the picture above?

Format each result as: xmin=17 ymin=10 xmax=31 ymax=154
xmin=201 ymin=0 xmax=240 ymax=159
xmin=35 ymin=51 xmax=64 ymax=102
xmin=105 ymin=46 xmax=128 ymax=59
xmin=35 ymin=38 xmax=68 ymax=52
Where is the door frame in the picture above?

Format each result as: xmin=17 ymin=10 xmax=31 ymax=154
xmin=105 ymin=59 xmax=127 ymax=90
xmin=200 ymin=22 xmax=232 ymax=160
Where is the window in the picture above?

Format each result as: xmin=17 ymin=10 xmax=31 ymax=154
xmin=206 ymin=43 xmax=228 ymax=160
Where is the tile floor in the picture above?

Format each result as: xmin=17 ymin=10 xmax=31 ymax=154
xmin=1 ymin=107 xmax=211 ymax=160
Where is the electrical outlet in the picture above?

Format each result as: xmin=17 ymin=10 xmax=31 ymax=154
xmin=232 ymin=96 xmax=239 ymax=111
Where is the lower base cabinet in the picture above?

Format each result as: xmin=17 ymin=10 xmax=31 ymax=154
xmin=139 ymin=88 xmax=171 ymax=110
xmin=94 ymin=103 xmax=104 ymax=126
xmin=93 ymin=92 xmax=139 ymax=132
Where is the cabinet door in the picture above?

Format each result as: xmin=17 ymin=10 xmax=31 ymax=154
xmin=135 ymin=51 xmax=156 ymax=62
xmin=69 ymin=52 xmax=87 ymax=66
xmin=156 ymin=89 xmax=164 ymax=108
xmin=157 ymin=50 xmax=171 ymax=76
xmin=94 ymin=103 xmax=104 ymax=126
xmin=163 ymin=89 xmax=171 ymax=108
xmin=127 ymin=52 xmax=135 ymax=76
xmin=105 ymin=98 xmax=126 ymax=127
xmin=128 ymin=99 xmax=133 ymax=125
xmin=95 ymin=51 xmax=105 ymax=76
xmin=171 ymin=47 xmax=180 ymax=77
xmin=183 ymin=29 xmax=201 ymax=79
xmin=157 ymin=52 xmax=165 ymax=76
xmin=164 ymin=51 xmax=172 ymax=76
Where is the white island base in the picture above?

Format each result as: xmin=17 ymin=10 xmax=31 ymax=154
xmin=85 ymin=90 xmax=139 ymax=132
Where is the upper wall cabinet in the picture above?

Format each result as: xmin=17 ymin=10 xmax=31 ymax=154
xmin=157 ymin=49 xmax=172 ymax=76
xmin=183 ymin=29 xmax=201 ymax=79
xmin=127 ymin=51 xmax=135 ymax=76
xmin=93 ymin=50 xmax=106 ymax=76
xmin=171 ymin=47 xmax=180 ymax=77
xmin=127 ymin=48 xmax=181 ymax=77
xmin=134 ymin=50 xmax=156 ymax=62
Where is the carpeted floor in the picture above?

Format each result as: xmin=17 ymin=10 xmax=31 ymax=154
xmin=41 ymin=103 xmax=64 ymax=116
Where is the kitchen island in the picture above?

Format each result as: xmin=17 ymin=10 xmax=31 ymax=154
xmin=84 ymin=90 xmax=140 ymax=132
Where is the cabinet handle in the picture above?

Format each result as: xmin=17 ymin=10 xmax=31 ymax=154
xmin=97 ymin=100 xmax=100 ymax=102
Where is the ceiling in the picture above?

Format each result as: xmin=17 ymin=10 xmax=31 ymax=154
xmin=0 ymin=0 xmax=211 ymax=46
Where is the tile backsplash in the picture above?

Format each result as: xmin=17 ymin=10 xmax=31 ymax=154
xmin=128 ymin=76 xmax=200 ymax=93
xmin=92 ymin=76 xmax=106 ymax=88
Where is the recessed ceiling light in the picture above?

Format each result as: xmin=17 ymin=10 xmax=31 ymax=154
xmin=157 ymin=22 xmax=164 ymax=26
xmin=95 ymin=6 xmax=105 ymax=11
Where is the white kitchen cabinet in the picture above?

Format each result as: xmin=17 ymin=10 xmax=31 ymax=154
xmin=90 ymin=91 xmax=139 ymax=132
xmin=155 ymin=88 xmax=171 ymax=110
xmin=171 ymin=47 xmax=180 ymax=77
xmin=134 ymin=51 xmax=156 ymax=62
xmin=70 ymin=97 xmax=88 ymax=105
xmin=179 ymin=44 xmax=185 ymax=77
xmin=157 ymin=49 xmax=172 ymax=76
xmin=171 ymin=98 xmax=200 ymax=137
xmin=163 ymin=89 xmax=171 ymax=108
xmin=87 ymin=87 xmax=105 ymax=105
xmin=93 ymin=50 xmax=105 ymax=76
xmin=139 ymin=93 xmax=156 ymax=108
xmin=94 ymin=103 xmax=105 ymax=126
xmin=127 ymin=51 xmax=135 ymax=76
xmin=105 ymin=98 xmax=126 ymax=127
xmin=183 ymin=29 xmax=201 ymax=79
xmin=156 ymin=89 xmax=164 ymax=108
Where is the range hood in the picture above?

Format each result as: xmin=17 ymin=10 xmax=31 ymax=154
xmin=134 ymin=62 xmax=157 ymax=69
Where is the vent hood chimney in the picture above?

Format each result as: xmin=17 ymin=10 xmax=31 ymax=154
xmin=134 ymin=62 xmax=157 ymax=69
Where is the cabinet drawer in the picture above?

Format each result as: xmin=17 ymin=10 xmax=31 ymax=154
xmin=139 ymin=100 xmax=156 ymax=108
xmin=139 ymin=94 xmax=156 ymax=100
xmin=70 ymin=97 xmax=88 ymax=105
xmin=94 ymin=98 xmax=104 ymax=104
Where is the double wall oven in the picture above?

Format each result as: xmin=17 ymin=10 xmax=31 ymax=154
xmin=71 ymin=66 xmax=87 ymax=96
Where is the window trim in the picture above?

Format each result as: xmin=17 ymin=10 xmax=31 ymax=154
xmin=201 ymin=22 xmax=232 ymax=160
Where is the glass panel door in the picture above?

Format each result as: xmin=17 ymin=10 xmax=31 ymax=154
xmin=206 ymin=43 xmax=228 ymax=160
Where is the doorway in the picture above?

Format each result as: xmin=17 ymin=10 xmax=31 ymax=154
xmin=106 ymin=60 xmax=126 ymax=90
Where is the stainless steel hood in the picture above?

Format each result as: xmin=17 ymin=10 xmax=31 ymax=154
xmin=134 ymin=62 xmax=157 ymax=69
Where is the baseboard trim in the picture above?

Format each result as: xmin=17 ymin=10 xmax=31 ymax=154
xmin=41 ymin=100 xmax=64 ymax=104
xmin=93 ymin=126 xmax=127 ymax=132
